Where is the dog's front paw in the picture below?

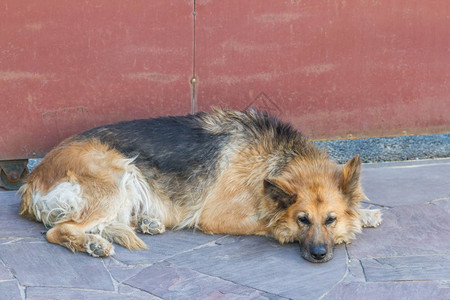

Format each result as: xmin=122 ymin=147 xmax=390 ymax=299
xmin=84 ymin=235 xmax=114 ymax=257
xmin=361 ymin=209 xmax=382 ymax=228
xmin=137 ymin=218 xmax=166 ymax=235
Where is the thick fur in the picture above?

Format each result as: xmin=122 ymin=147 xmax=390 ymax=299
xmin=19 ymin=109 xmax=381 ymax=262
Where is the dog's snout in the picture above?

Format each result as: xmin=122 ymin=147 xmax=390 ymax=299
xmin=310 ymin=244 xmax=327 ymax=260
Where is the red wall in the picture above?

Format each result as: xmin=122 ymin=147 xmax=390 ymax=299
xmin=1 ymin=0 xmax=449 ymax=160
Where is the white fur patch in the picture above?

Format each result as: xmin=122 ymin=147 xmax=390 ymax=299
xmin=32 ymin=182 xmax=84 ymax=227
xmin=360 ymin=208 xmax=382 ymax=228
xmin=117 ymin=159 xmax=169 ymax=224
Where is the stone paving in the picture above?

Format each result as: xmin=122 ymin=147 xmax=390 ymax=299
xmin=0 ymin=159 xmax=449 ymax=299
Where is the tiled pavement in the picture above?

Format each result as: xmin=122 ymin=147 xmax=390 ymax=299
xmin=0 ymin=159 xmax=449 ymax=299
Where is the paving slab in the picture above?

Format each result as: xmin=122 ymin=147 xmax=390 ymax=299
xmin=113 ymin=230 xmax=223 ymax=265
xmin=124 ymin=261 xmax=279 ymax=300
xmin=0 ymin=260 xmax=14 ymax=280
xmin=347 ymin=201 xmax=450 ymax=259
xmin=0 ymin=191 xmax=46 ymax=238
xmin=0 ymin=242 xmax=115 ymax=290
xmin=0 ymin=237 xmax=46 ymax=245
xmin=117 ymin=284 xmax=161 ymax=299
xmin=104 ymin=258 xmax=147 ymax=283
xmin=26 ymin=286 xmax=158 ymax=300
xmin=344 ymin=259 xmax=366 ymax=283
xmin=362 ymin=160 xmax=450 ymax=207
xmin=431 ymin=196 xmax=450 ymax=213
xmin=323 ymin=281 xmax=450 ymax=300
xmin=167 ymin=235 xmax=347 ymax=299
xmin=361 ymin=255 xmax=450 ymax=282
xmin=0 ymin=280 xmax=22 ymax=300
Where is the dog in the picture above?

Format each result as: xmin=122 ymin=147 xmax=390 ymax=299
xmin=19 ymin=109 xmax=381 ymax=262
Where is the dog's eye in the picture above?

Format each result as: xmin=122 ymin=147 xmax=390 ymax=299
xmin=325 ymin=216 xmax=337 ymax=225
xmin=298 ymin=216 xmax=310 ymax=225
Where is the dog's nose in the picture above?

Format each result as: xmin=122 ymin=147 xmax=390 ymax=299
xmin=310 ymin=244 xmax=327 ymax=260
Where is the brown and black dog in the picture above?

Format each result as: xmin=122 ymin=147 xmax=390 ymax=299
xmin=19 ymin=109 xmax=381 ymax=262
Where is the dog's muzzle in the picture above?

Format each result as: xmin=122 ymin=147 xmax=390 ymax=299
xmin=300 ymin=242 xmax=333 ymax=263
xmin=310 ymin=244 xmax=327 ymax=260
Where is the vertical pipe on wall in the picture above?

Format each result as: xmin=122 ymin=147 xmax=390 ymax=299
xmin=190 ymin=0 xmax=198 ymax=114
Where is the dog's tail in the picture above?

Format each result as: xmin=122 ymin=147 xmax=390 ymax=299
xmin=102 ymin=222 xmax=147 ymax=250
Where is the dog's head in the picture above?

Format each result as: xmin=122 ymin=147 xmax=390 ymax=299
xmin=263 ymin=155 xmax=364 ymax=263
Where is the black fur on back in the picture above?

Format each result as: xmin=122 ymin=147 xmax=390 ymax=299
xmin=75 ymin=114 xmax=229 ymax=181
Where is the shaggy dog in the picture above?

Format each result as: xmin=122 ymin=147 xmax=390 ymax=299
xmin=20 ymin=109 xmax=381 ymax=262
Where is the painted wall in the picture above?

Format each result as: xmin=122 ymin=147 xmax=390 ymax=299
xmin=1 ymin=0 xmax=449 ymax=159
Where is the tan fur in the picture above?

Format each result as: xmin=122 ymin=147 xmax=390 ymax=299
xmin=199 ymin=145 xmax=270 ymax=235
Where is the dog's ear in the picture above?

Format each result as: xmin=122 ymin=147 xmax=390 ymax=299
xmin=340 ymin=154 xmax=364 ymax=203
xmin=263 ymin=178 xmax=297 ymax=209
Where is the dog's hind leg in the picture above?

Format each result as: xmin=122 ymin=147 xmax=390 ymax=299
xmin=21 ymin=140 xmax=174 ymax=255
xmin=46 ymin=222 xmax=115 ymax=257
xmin=360 ymin=208 xmax=382 ymax=228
